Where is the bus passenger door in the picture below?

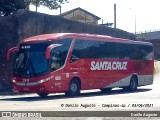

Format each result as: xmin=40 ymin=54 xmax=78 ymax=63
xmin=69 ymin=56 xmax=89 ymax=90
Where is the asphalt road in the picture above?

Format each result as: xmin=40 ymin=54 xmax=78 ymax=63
xmin=0 ymin=73 xmax=160 ymax=119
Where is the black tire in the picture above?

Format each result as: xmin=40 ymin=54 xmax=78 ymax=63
xmin=129 ymin=76 xmax=138 ymax=91
xmin=65 ymin=80 xmax=80 ymax=96
xmin=37 ymin=93 xmax=49 ymax=97
xmin=100 ymin=88 xmax=112 ymax=93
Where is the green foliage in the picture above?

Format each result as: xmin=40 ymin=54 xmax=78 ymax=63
xmin=0 ymin=0 xmax=69 ymax=16
xmin=30 ymin=0 xmax=69 ymax=9
xmin=0 ymin=0 xmax=26 ymax=16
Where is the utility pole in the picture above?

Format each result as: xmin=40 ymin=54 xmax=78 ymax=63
xmin=114 ymin=3 xmax=116 ymax=29
xmin=36 ymin=0 xmax=38 ymax=12
xmin=130 ymin=8 xmax=136 ymax=35
xmin=59 ymin=6 xmax=62 ymax=15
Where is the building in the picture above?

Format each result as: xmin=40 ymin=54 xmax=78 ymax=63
xmin=61 ymin=7 xmax=101 ymax=25
xmin=136 ymin=31 xmax=160 ymax=60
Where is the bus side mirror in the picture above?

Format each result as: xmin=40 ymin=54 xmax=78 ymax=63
xmin=45 ymin=44 xmax=62 ymax=60
xmin=7 ymin=47 xmax=19 ymax=61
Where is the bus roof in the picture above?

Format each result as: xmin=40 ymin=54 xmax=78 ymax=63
xmin=21 ymin=33 xmax=152 ymax=46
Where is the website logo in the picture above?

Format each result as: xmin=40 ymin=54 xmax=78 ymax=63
xmin=2 ymin=112 xmax=11 ymax=117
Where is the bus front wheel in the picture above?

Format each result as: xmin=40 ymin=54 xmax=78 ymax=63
xmin=65 ymin=79 xmax=80 ymax=96
xmin=37 ymin=93 xmax=49 ymax=97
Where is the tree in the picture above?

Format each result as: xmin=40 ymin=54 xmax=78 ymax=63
xmin=0 ymin=0 xmax=26 ymax=16
xmin=0 ymin=0 xmax=69 ymax=16
xmin=29 ymin=0 xmax=69 ymax=12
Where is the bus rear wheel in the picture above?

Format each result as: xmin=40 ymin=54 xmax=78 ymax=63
xmin=37 ymin=93 xmax=49 ymax=97
xmin=123 ymin=76 xmax=138 ymax=91
xmin=65 ymin=79 xmax=80 ymax=96
xmin=129 ymin=76 xmax=138 ymax=91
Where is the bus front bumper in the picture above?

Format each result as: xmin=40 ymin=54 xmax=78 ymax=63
xmin=13 ymin=83 xmax=48 ymax=93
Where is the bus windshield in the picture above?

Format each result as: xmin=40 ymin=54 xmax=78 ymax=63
xmin=13 ymin=39 xmax=72 ymax=77
xmin=14 ymin=51 xmax=48 ymax=77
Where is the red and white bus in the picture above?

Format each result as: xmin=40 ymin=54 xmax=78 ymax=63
xmin=7 ymin=33 xmax=154 ymax=97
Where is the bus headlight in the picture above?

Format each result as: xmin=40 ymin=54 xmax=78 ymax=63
xmin=37 ymin=76 xmax=54 ymax=84
xmin=13 ymin=79 xmax=16 ymax=83
xmin=38 ymin=79 xmax=46 ymax=84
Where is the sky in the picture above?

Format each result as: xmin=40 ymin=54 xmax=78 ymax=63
xmin=30 ymin=0 xmax=160 ymax=34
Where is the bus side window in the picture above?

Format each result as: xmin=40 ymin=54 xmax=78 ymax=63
xmin=70 ymin=54 xmax=79 ymax=62
xmin=131 ymin=51 xmax=139 ymax=60
xmin=50 ymin=51 xmax=61 ymax=71
xmin=140 ymin=45 xmax=153 ymax=60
